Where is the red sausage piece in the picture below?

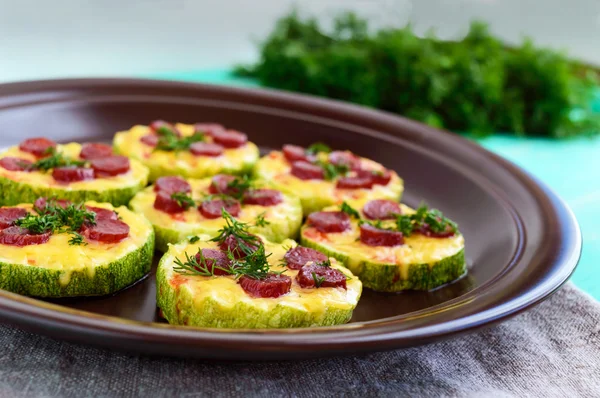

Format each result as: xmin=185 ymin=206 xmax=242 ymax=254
xmin=296 ymin=263 xmax=347 ymax=289
xmin=80 ymin=143 xmax=113 ymax=160
xmin=154 ymin=176 xmax=191 ymax=194
xmin=149 ymin=120 xmax=180 ymax=136
xmin=291 ymin=161 xmax=325 ymax=180
xmin=357 ymin=169 xmax=393 ymax=186
xmin=307 ymin=211 xmax=351 ymax=233
xmin=208 ymin=175 xmax=241 ymax=196
xmin=190 ymin=142 xmax=224 ymax=157
xmin=283 ymin=246 xmax=328 ymax=270
xmin=282 ymin=145 xmax=311 ymax=163
xmin=212 ymin=130 xmax=247 ymax=148
xmin=195 ymin=249 xmax=232 ymax=276
xmin=0 ymin=157 xmax=33 ymax=172
xmin=199 ymin=198 xmax=241 ymax=219
xmin=154 ymin=191 xmax=188 ymax=214
xmin=193 ymin=123 xmax=225 ymax=137
xmin=34 ymin=197 xmax=72 ymax=212
xmin=336 ymin=175 xmax=374 ymax=189
xmin=0 ymin=226 xmax=51 ymax=246
xmin=52 ymin=167 xmax=95 ymax=183
xmin=416 ymin=224 xmax=456 ymax=238
xmin=86 ymin=206 xmax=119 ymax=221
xmin=219 ymin=234 xmax=261 ymax=259
xmin=359 ymin=224 xmax=404 ymax=247
xmin=19 ymin=138 xmax=56 ymax=157
xmin=0 ymin=208 xmax=28 ymax=229
xmin=363 ymin=200 xmax=402 ymax=220
xmin=140 ymin=134 xmax=159 ymax=147
xmin=329 ymin=151 xmax=361 ymax=170
xmin=84 ymin=218 xmax=130 ymax=243
xmin=243 ymin=189 xmax=283 ymax=207
xmin=90 ymin=156 xmax=130 ymax=177
xmin=239 ymin=274 xmax=292 ymax=298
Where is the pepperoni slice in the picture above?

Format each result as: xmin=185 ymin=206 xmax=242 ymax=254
xmin=195 ymin=249 xmax=232 ymax=276
xmin=416 ymin=224 xmax=456 ymax=238
xmin=283 ymin=246 xmax=328 ymax=270
xmin=0 ymin=208 xmax=28 ymax=229
xmin=19 ymin=137 xmax=56 ymax=157
xmin=154 ymin=176 xmax=191 ymax=194
xmin=208 ymin=175 xmax=241 ymax=196
xmin=86 ymin=206 xmax=118 ymax=221
xmin=360 ymin=224 xmax=404 ymax=247
xmin=90 ymin=155 xmax=130 ymax=177
xmin=296 ymin=263 xmax=347 ymax=289
xmin=291 ymin=161 xmax=325 ymax=180
xmin=190 ymin=142 xmax=224 ymax=157
xmin=212 ymin=130 xmax=247 ymax=148
xmin=357 ymin=169 xmax=392 ymax=186
xmin=193 ymin=123 xmax=225 ymax=137
xmin=0 ymin=226 xmax=51 ymax=246
xmin=336 ymin=175 xmax=374 ymax=189
xmin=0 ymin=157 xmax=32 ymax=172
xmin=52 ymin=167 xmax=95 ymax=183
xmin=329 ymin=151 xmax=361 ymax=170
xmin=34 ymin=197 xmax=72 ymax=212
xmin=238 ymin=274 xmax=292 ymax=298
xmin=307 ymin=211 xmax=351 ymax=233
xmin=140 ymin=134 xmax=159 ymax=147
xmin=283 ymin=145 xmax=312 ymax=163
xmin=79 ymin=143 xmax=113 ymax=160
xmin=199 ymin=198 xmax=241 ymax=219
xmin=84 ymin=218 xmax=130 ymax=243
xmin=219 ymin=234 xmax=261 ymax=259
xmin=363 ymin=200 xmax=402 ymax=220
xmin=243 ymin=189 xmax=283 ymax=207
xmin=154 ymin=191 xmax=188 ymax=214
xmin=149 ymin=120 xmax=180 ymax=136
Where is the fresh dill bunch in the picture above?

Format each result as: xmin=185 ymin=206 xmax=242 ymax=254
xmin=209 ymin=209 xmax=261 ymax=258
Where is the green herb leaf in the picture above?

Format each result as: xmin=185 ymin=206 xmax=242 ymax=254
xmin=188 ymin=236 xmax=200 ymax=243
xmin=254 ymin=212 xmax=270 ymax=227
xmin=225 ymin=175 xmax=252 ymax=199
xmin=171 ymin=192 xmax=196 ymax=210
xmin=26 ymin=148 xmax=86 ymax=172
xmin=68 ymin=232 xmax=87 ymax=246
xmin=340 ymin=201 xmax=360 ymax=219
xmin=155 ymin=132 xmax=205 ymax=152
xmin=317 ymin=160 xmax=349 ymax=180
xmin=306 ymin=142 xmax=331 ymax=155
xmin=312 ymin=272 xmax=326 ymax=287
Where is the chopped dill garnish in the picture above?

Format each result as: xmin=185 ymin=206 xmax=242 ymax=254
xmin=340 ymin=201 xmax=360 ymax=219
xmin=25 ymin=148 xmax=86 ymax=172
xmin=306 ymin=142 xmax=331 ymax=155
xmin=188 ymin=236 xmax=200 ymax=243
xmin=254 ymin=212 xmax=270 ymax=227
xmin=312 ymin=272 xmax=326 ymax=287
xmin=171 ymin=192 xmax=196 ymax=209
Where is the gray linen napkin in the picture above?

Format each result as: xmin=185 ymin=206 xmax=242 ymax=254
xmin=0 ymin=282 xmax=598 ymax=398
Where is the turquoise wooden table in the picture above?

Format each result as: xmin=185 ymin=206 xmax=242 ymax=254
xmin=149 ymin=69 xmax=600 ymax=300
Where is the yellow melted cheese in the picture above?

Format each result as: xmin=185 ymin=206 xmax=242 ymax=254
xmin=113 ymin=123 xmax=259 ymax=180
xmin=129 ymin=178 xmax=300 ymax=238
xmin=0 ymin=143 xmax=148 ymax=190
xmin=303 ymin=204 xmax=465 ymax=280
xmin=0 ymin=202 xmax=153 ymax=285
xmin=161 ymin=237 xmax=362 ymax=312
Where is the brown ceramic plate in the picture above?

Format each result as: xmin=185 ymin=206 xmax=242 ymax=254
xmin=0 ymin=78 xmax=581 ymax=360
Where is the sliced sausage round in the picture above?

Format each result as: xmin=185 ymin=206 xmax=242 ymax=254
xmin=363 ymin=199 xmax=402 ymax=220
xmin=193 ymin=123 xmax=225 ymax=137
xmin=199 ymin=198 xmax=241 ymax=219
xmin=243 ymin=189 xmax=283 ymax=207
xmin=238 ymin=274 xmax=292 ymax=298
xmin=359 ymin=223 xmax=404 ymax=247
xmin=52 ymin=166 xmax=95 ymax=183
xmin=219 ymin=234 xmax=261 ymax=259
xmin=190 ymin=142 xmax=224 ymax=157
xmin=290 ymin=161 xmax=325 ymax=180
xmin=336 ymin=175 xmax=374 ymax=189
xmin=195 ymin=249 xmax=232 ymax=275
xmin=212 ymin=130 xmax=247 ymax=148
xmin=0 ymin=157 xmax=32 ymax=172
xmin=208 ymin=174 xmax=240 ymax=196
xmin=90 ymin=155 xmax=130 ymax=177
xmin=149 ymin=120 xmax=180 ymax=136
xmin=84 ymin=218 xmax=130 ymax=243
xmin=34 ymin=197 xmax=72 ymax=212
xmin=86 ymin=206 xmax=118 ymax=221
xmin=0 ymin=226 xmax=51 ymax=246
xmin=283 ymin=145 xmax=311 ymax=162
xmin=357 ymin=169 xmax=392 ymax=186
xmin=154 ymin=176 xmax=191 ymax=194
xmin=0 ymin=208 xmax=28 ymax=229
xmin=306 ymin=211 xmax=351 ymax=233
xmin=80 ymin=143 xmax=113 ymax=160
xmin=296 ymin=263 xmax=347 ymax=289
xmin=283 ymin=246 xmax=328 ymax=270
xmin=416 ymin=224 xmax=456 ymax=238
xmin=154 ymin=191 xmax=188 ymax=214
xmin=329 ymin=151 xmax=361 ymax=170
xmin=19 ymin=137 xmax=56 ymax=157
xmin=140 ymin=134 xmax=159 ymax=147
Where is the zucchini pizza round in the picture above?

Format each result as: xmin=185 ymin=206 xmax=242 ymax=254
xmin=157 ymin=229 xmax=362 ymax=329
xmin=0 ymin=138 xmax=149 ymax=207
xmin=128 ymin=174 xmax=303 ymax=252
xmin=113 ymin=121 xmax=260 ymax=182
xmin=254 ymin=143 xmax=403 ymax=215
xmin=300 ymin=200 xmax=466 ymax=292
xmin=0 ymin=198 xmax=155 ymax=297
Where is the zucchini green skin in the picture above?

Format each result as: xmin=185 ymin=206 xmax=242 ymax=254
xmin=0 ymin=231 xmax=155 ymax=298
xmin=0 ymin=176 xmax=147 ymax=207
xmin=300 ymin=233 xmax=466 ymax=292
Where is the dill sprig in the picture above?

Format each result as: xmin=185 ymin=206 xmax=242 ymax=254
xmin=209 ymin=208 xmax=261 ymax=257
xmin=224 ymin=175 xmax=252 ymax=199
xmin=173 ymin=249 xmax=233 ymax=277
xmin=316 ymin=160 xmax=349 ymax=180
xmin=188 ymin=236 xmax=200 ymax=243
xmin=340 ymin=201 xmax=360 ymax=219
xmin=171 ymin=192 xmax=196 ymax=209
xmin=312 ymin=272 xmax=326 ymax=287
xmin=24 ymin=148 xmax=86 ymax=172
xmin=306 ymin=142 xmax=331 ymax=155
xmin=395 ymin=204 xmax=457 ymax=236
xmin=155 ymin=131 xmax=205 ymax=151
xmin=254 ymin=212 xmax=270 ymax=227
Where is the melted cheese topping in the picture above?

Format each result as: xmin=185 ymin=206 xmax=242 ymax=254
xmin=0 ymin=143 xmax=148 ymax=190
xmin=254 ymin=151 xmax=403 ymax=205
xmin=302 ymin=204 xmax=464 ymax=280
xmin=129 ymin=178 xmax=300 ymax=238
xmin=0 ymin=202 xmax=153 ymax=285
xmin=113 ymin=123 xmax=259 ymax=179
xmin=161 ymin=237 xmax=362 ymax=312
